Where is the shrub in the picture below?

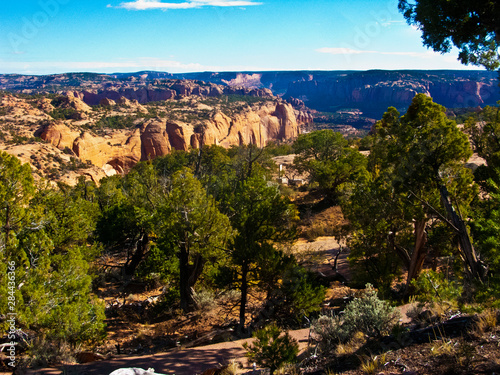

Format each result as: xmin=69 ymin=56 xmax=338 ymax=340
xmin=274 ymin=264 xmax=326 ymax=323
xmin=410 ymin=270 xmax=463 ymax=304
xmin=312 ymin=284 xmax=401 ymax=352
xmin=193 ymin=288 xmax=216 ymax=312
xmin=243 ymin=324 xmax=299 ymax=375
xmin=312 ymin=314 xmax=351 ymax=352
xmin=21 ymin=338 xmax=77 ymax=368
xmin=343 ymin=284 xmax=401 ymax=338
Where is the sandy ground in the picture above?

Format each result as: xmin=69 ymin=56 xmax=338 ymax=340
xmin=294 ymin=236 xmax=351 ymax=281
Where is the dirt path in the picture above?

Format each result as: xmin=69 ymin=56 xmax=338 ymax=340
xmin=20 ymin=329 xmax=311 ymax=375
xmin=19 ymin=302 xmax=414 ymax=375
xmin=294 ymin=236 xmax=351 ymax=281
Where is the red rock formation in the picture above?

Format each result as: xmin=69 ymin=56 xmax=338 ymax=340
xmin=39 ymin=101 xmax=303 ymax=176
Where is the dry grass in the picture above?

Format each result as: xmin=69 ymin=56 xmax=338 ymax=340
xmin=358 ymin=352 xmax=387 ymax=375
xmin=335 ymin=331 xmax=366 ymax=356
xmin=275 ymin=363 xmax=301 ymax=375
xmin=474 ymin=308 xmax=498 ymax=334
xmin=20 ymin=338 xmax=78 ymax=368
xmin=221 ymin=360 xmax=241 ymax=375
xmin=430 ymin=339 xmax=455 ymax=356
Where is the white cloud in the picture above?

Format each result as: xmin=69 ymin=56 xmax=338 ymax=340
xmin=316 ymin=47 xmax=438 ymax=59
xmin=316 ymin=47 xmax=371 ymax=55
xmin=113 ymin=0 xmax=262 ymax=10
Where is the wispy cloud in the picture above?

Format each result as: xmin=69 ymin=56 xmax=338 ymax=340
xmin=316 ymin=47 xmax=437 ymax=59
xmin=0 ymin=58 xmax=260 ymax=74
xmin=1 ymin=58 xmax=213 ymax=72
xmin=380 ymin=20 xmax=406 ymax=27
xmin=111 ymin=0 xmax=262 ymax=10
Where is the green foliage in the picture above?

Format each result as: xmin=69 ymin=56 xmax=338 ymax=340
xmin=345 ymin=94 xmax=477 ymax=291
xmin=341 ymin=175 xmax=406 ymax=290
xmin=358 ymin=134 xmax=374 ymax=151
xmin=228 ymin=170 xmax=299 ymax=326
xmin=312 ymin=314 xmax=352 ymax=352
xmin=264 ymin=141 xmax=294 ymax=157
xmin=153 ymin=149 xmax=196 ymax=177
xmin=465 ymin=105 xmax=500 ymax=174
xmin=157 ymin=168 xmax=234 ymax=311
xmin=399 ymin=0 xmax=500 ymax=70
xmin=271 ymin=261 xmax=326 ymax=323
xmin=95 ymin=115 xmax=137 ymax=130
xmin=0 ymin=152 xmax=105 ymax=346
xmin=49 ymin=107 xmax=80 ymax=120
xmin=410 ymin=270 xmax=463 ymax=304
xmin=293 ymin=129 xmax=368 ymax=197
xmin=279 ymin=265 xmax=326 ymax=317
xmin=471 ymin=172 xmax=500 ymax=304
xmin=243 ymin=324 xmax=299 ymax=375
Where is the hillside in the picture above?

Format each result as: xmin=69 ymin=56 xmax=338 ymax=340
xmin=0 ymin=83 xmax=311 ymax=184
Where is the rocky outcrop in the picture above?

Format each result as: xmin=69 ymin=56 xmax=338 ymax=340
xmin=140 ymin=120 xmax=172 ymax=160
xmin=70 ymin=87 xmax=177 ymax=106
xmin=116 ymin=96 xmax=148 ymax=113
xmin=2 ymin=70 xmax=498 ymax=115
xmin=63 ymin=92 xmax=92 ymax=113
xmin=38 ymin=122 xmax=81 ymax=150
xmin=37 ymin=98 xmax=55 ymax=113
xmin=38 ymin=101 xmax=303 ymax=175
xmin=99 ymin=98 xmax=116 ymax=106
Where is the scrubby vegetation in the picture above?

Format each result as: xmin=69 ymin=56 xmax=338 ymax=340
xmin=1 ymin=85 xmax=500 ymax=374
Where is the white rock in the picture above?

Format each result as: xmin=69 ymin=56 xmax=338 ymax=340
xmin=109 ymin=368 xmax=161 ymax=375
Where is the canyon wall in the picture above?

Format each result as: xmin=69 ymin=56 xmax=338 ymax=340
xmin=282 ymin=71 xmax=500 ymax=116
xmin=38 ymin=101 xmax=303 ymax=176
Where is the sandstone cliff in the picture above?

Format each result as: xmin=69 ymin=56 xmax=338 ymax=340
xmin=38 ymin=101 xmax=303 ymax=176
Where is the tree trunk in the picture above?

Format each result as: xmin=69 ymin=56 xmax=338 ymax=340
xmin=125 ymin=232 xmax=149 ymax=276
xmin=188 ymin=253 xmax=206 ymax=289
xmin=238 ymin=262 xmax=249 ymax=333
xmin=439 ymin=184 xmax=487 ymax=281
xmin=405 ymin=219 xmax=428 ymax=294
xmin=179 ymin=242 xmax=194 ymax=312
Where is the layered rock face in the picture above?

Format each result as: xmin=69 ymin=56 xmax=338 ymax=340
xmin=39 ymin=101 xmax=303 ymax=175
xmin=283 ymin=71 xmax=500 ymax=116
xmin=66 ymin=81 xmax=273 ymax=107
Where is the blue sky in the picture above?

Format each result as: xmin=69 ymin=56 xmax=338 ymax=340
xmin=0 ymin=0 xmax=480 ymax=75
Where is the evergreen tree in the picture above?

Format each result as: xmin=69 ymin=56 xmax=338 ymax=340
xmin=228 ymin=172 xmax=298 ymax=330
xmin=345 ymin=94 xmax=483 ymax=293
xmin=0 ymin=152 xmax=105 ymax=345
xmin=156 ymin=168 xmax=234 ymax=311
xmin=293 ymin=129 xmax=368 ymax=198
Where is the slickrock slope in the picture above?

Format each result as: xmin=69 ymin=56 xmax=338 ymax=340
xmin=0 ymin=94 xmax=109 ymax=184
